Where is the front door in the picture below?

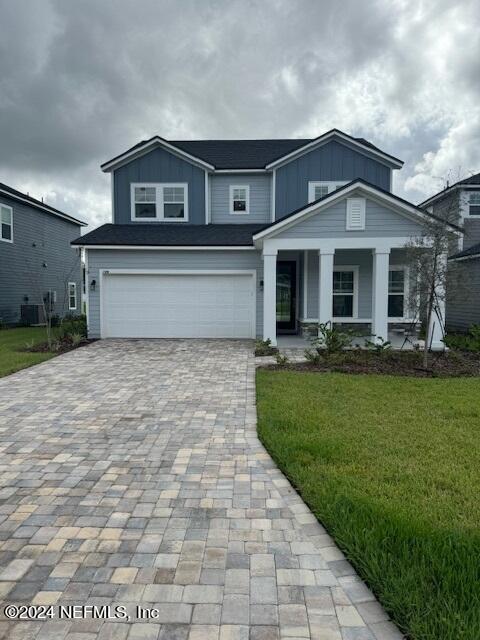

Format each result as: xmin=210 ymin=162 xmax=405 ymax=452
xmin=276 ymin=261 xmax=297 ymax=332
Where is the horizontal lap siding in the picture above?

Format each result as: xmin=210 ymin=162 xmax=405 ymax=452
xmin=275 ymin=140 xmax=391 ymax=219
xmin=0 ymin=194 xmax=82 ymax=324
xmin=86 ymin=249 xmax=263 ymax=338
xmin=275 ymin=198 xmax=425 ymax=239
xmin=447 ymin=260 xmax=480 ymax=331
xmin=210 ymin=174 xmax=271 ymax=224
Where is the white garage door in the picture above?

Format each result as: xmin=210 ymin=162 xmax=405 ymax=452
xmin=102 ymin=272 xmax=255 ymax=338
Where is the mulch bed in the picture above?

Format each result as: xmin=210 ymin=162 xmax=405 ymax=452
xmin=262 ymin=350 xmax=480 ymax=377
xmin=26 ymin=338 xmax=96 ymax=354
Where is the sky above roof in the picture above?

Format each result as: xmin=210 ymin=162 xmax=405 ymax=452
xmin=0 ymin=0 xmax=479 ymax=230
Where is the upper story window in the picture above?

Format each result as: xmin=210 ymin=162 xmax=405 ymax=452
xmin=308 ymin=181 xmax=348 ymax=203
xmin=0 ymin=204 xmax=13 ymax=242
xmin=229 ymin=185 xmax=249 ymax=215
xmin=469 ymin=192 xmax=480 ymax=216
xmin=131 ymin=183 xmax=188 ymax=222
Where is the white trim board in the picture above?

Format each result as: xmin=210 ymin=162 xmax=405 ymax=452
xmin=78 ymin=245 xmax=256 ymax=251
xmin=0 ymin=188 xmax=86 ymax=226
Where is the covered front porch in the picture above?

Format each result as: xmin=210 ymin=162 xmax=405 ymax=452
xmin=261 ymin=240 xmax=445 ymax=350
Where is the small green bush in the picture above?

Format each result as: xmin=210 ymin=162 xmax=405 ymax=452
xmin=274 ymin=352 xmax=289 ymax=366
xmin=310 ymin=323 xmax=354 ymax=355
xmin=444 ymin=325 xmax=480 ymax=352
xmin=365 ymin=337 xmax=392 ymax=353
xmin=57 ymin=315 xmax=87 ymax=339
xmin=255 ymin=338 xmax=279 ymax=356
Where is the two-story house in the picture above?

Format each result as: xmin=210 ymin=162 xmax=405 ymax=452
xmin=73 ymin=129 xmax=455 ymax=348
xmin=0 ymin=182 xmax=86 ymax=325
xmin=421 ymin=172 xmax=480 ymax=332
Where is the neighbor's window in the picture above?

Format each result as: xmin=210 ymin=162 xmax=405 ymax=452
xmin=134 ymin=186 xmax=157 ymax=219
xmin=308 ymin=181 xmax=347 ymax=203
xmin=0 ymin=204 xmax=13 ymax=242
xmin=132 ymin=184 xmax=188 ymax=221
xmin=469 ymin=192 xmax=480 ymax=216
xmin=333 ymin=270 xmax=355 ymax=317
xmin=230 ymin=185 xmax=249 ymax=214
xmin=388 ymin=269 xmax=405 ymax=318
xmin=68 ymin=282 xmax=77 ymax=311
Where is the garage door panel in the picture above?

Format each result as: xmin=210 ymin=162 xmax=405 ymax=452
xmin=102 ymin=273 xmax=255 ymax=339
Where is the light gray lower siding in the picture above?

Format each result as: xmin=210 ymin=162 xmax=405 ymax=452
xmin=210 ymin=174 xmax=271 ymax=224
xmin=446 ymin=259 xmax=480 ymax=331
xmin=86 ymin=249 xmax=264 ymax=338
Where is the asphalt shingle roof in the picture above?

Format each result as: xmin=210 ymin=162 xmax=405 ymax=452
xmin=71 ymin=223 xmax=265 ymax=246
xmin=449 ymin=241 xmax=480 ymax=261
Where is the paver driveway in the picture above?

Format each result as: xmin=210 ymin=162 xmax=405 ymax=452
xmin=0 ymin=340 xmax=402 ymax=640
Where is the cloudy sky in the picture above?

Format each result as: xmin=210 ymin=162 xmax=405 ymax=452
xmin=1 ymin=0 xmax=479 ymax=228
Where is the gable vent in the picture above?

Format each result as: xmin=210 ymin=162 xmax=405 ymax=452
xmin=346 ymin=198 xmax=366 ymax=230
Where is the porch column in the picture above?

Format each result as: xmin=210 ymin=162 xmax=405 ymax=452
xmin=263 ymin=250 xmax=278 ymax=345
xmin=318 ymin=249 xmax=334 ymax=326
xmin=427 ymin=252 xmax=447 ymax=351
xmin=371 ymin=248 xmax=390 ymax=342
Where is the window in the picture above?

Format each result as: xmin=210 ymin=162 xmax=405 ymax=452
xmin=469 ymin=192 xmax=480 ymax=216
xmin=332 ymin=269 xmax=357 ymax=318
xmin=308 ymin=181 xmax=347 ymax=203
xmin=346 ymin=198 xmax=366 ymax=230
xmin=229 ymin=185 xmax=249 ymax=214
xmin=68 ymin=283 xmax=77 ymax=311
xmin=131 ymin=184 xmax=188 ymax=221
xmin=0 ymin=204 xmax=13 ymax=242
xmin=388 ymin=268 xmax=406 ymax=318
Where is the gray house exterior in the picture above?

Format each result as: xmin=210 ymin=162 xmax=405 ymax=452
xmin=421 ymin=173 xmax=480 ymax=332
xmin=0 ymin=182 xmax=86 ymax=325
xmin=73 ymin=129 xmax=454 ymax=348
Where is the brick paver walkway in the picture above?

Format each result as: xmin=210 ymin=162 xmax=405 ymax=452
xmin=0 ymin=340 xmax=402 ymax=639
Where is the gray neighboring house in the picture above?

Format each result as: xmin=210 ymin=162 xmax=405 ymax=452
xmin=421 ymin=173 xmax=480 ymax=332
xmin=72 ymin=128 xmax=458 ymax=348
xmin=0 ymin=182 xmax=87 ymax=325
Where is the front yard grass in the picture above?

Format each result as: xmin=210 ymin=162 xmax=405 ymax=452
xmin=0 ymin=327 xmax=56 ymax=377
xmin=256 ymin=370 xmax=480 ymax=640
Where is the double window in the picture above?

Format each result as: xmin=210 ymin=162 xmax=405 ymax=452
xmin=332 ymin=268 xmax=358 ymax=318
xmin=131 ymin=184 xmax=188 ymax=221
xmin=229 ymin=185 xmax=249 ymax=215
xmin=0 ymin=204 xmax=13 ymax=242
xmin=68 ymin=282 xmax=77 ymax=311
xmin=388 ymin=268 xmax=407 ymax=318
xmin=469 ymin=192 xmax=480 ymax=216
xmin=308 ymin=181 xmax=347 ymax=203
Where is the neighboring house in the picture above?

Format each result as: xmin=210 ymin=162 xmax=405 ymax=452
xmin=0 ymin=182 xmax=87 ymax=325
xmin=72 ymin=128 xmax=456 ymax=348
xmin=421 ymin=173 xmax=480 ymax=332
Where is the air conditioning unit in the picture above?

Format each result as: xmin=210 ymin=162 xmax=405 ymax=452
xmin=20 ymin=304 xmax=46 ymax=326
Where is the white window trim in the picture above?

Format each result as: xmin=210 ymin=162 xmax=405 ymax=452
xmin=229 ymin=185 xmax=250 ymax=215
xmin=0 ymin=203 xmax=13 ymax=243
xmin=308 ymin=181 xmax=348 ymax=203
xmin=332 ymin=265 xmax=359 ymax=320
xmin=68 ymin=282 xmax=77 ymax=311
xmin=346 ymin=197 xmax=366 ymax=231
xmin=130 ymin=183 xmax=189 ymax=222
xmin=388 ymin=265 xmax=410 ymax=321
xmin=468 ymin=191 xmax=480 ymax=216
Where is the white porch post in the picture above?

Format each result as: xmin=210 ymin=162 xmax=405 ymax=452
xmin=372 ymin=248 xmax=390 ymax=342
xmin=318 ymin=249 xmax=334 ymax=326
xmin=263 ymin=250 xmax=278 ymax=345
xmin=427 ymin=252 xmax=447 ymax=351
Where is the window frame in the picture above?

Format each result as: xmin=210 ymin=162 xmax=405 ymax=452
xmin=332 ymin=266 xmax=359 ymax=320
xmin=468 ymin=191 xmax=480 ymax=216
xmin=388 ymin=266 xmax=409 ymax=320
xmin=229 ymin=185 xmax=250 ymax=215
xmin=0 ymin=203 xmax=13 ymax=243
xmin=130 ymin=183 xmax=189 ymax=222
xmin=308 ymin=181 xmax=348 ymax=203
xmin=68 ymin=282 xmax=77 ymax=311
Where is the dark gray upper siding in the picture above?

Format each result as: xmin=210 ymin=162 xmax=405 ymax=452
xmin=113 ymin=147 xmax=206 ymax=224
xmin=447 ymin=259 xmax=480 ymax=331
xmin=275 ymin=140 xmax=391 ymax=219
xmin=0 ymin=193 xmax=82 ymax=324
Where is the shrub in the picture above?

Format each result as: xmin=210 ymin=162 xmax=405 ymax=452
xmin=310 ymin=323 xmax=354 ymax=355
xmin=444 ymin=325 xmax=480 ymax=352
xmin=365 ymin=337 xmax=392 ymax=353
xmin=57 ymin=315 xmax=87 ymax=340
xmin=304 ymin=349 xmax=322 ymax=365
xmin=68 ymin=332 xmax=84 ymax=346
xmin=274 ymin=352 xmax=289 ymax=366
xmin=255 ymin=338 xmax=279 ymax=357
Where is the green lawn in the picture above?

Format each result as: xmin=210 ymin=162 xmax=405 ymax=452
xmin=0 ymin=327 xmax=56 ymax=377
xmin=256 ymin=370 xmax=480 ymax=640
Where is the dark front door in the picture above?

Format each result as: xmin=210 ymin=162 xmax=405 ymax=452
xmin=276 ymin=261 xmax=297 ymax=332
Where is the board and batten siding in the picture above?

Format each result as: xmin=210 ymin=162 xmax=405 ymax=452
xmin=275 ymin=140 xmax=392 ymax=219
xmin=0 ymin=194 xmax=82 ymax=324
xmin=274 ymin=198 xmax=425 ymax=239
xmin=113 ymin=147 xmax=206 ymax=225
xmin=210 ymin=174 xmax=271 ymax=224
xmin=86 ymin=249 xmax=263 ymax=338
xmin=447 ymin=260 xmax=480 ymax=332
